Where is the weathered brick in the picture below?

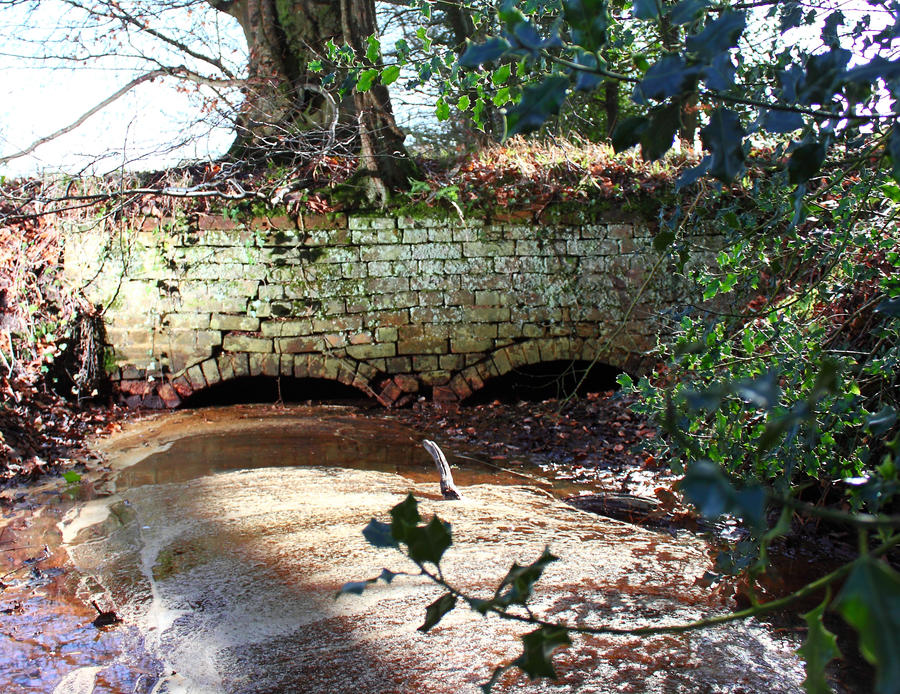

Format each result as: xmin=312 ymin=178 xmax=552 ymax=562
xmin=466 ymin=306 xmax=510 ymax=322
xmin=186 ymin=364 xmax=207 ymax=389
xmin=411 ymin=243 xmax=462 ymax=260
xmin=223 ymin=334 xmax=273 ymax=352
xmin=197 ymin=213 xmax=240 ymax=231
xmin=347 ymin=342 xmax=396 ymax=359
xmin=276 ymin=336 xmax=321 ymax=353
xmin=249 ymin=353 xmax=280 ymax=377
xmin=163 ymin=312 xmax=210 ymax=330
xmin=261 ymin=319 xmax=313 ymax=337
xmin=299 ymin=213 xmax=347 ymax=230
xmin=451 ymin=337 xmax=493 ymax=353
xmin=464 ymin=240 xmax=515 ymax=257
xmin=349 ymin=216 xmax=396 ymax=231
xmin=200 ymin=358 xmax=221 ymax=385
xmin=250 ymin=215 xmax=296 ymax=231
xmin=293 ymin=354 xmax=310 ymax=378
xmin=210 ymin=314 xmax=260 ymax=332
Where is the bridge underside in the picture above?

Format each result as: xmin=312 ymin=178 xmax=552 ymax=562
xmin=63 ymin=211 xmax=704 ymax=408
xmin=117 ymin=336 xmax=635 ymax=409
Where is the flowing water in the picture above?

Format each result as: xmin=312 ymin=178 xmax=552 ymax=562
xmin=2 ymin=405 xmax=811 ymax=693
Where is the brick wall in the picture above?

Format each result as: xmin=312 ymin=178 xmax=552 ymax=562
xmin=62 ymin=211 xmax=705 ymax=407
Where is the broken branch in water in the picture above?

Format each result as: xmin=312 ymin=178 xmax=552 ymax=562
xmin=91 ymin=600 xmax=122 ymax=628
xmin=422 ymin=440 xmax=462 ymax=500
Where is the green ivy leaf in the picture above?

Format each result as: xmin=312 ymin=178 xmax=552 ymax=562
xmin=834 ymin=556 xmax=900 ymax=694
xmin=457 ymin=94 xmax=470 ymax=111
xmin=700 ymin=108 xmax=746 ymax=182
xmin=492 ymin=86 xmax=511 ymax=107
xmin=418 ymin=592 xmax=457 ymax=633
xmin=381 ymin=65 xmax=401 ymax=85
xmin=505 ymin=76 xmax=569 ymax=136
xmin=406 ymin=515 xmax=453 ymax=566
xmin=62 ymin=470 xmax=82 ymax=484
xmin=513 ymin=626 xmax=572 ymax=679
xmin=356 ymin=68 xmax=379 ymax=92
xmin=797 ymin=593 xmax=841 ymax=694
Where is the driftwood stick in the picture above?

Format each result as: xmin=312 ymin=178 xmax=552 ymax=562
xmin=423 ymin=440 xmax=462 ymax=500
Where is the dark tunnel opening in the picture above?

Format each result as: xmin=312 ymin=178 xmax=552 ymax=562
xmin=178 ymin=376 xmax=376 ymax=409
xmin=464 ymin=360 xmax=625 ymax=405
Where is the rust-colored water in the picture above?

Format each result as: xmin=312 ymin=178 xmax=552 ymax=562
xmin=2 ymin=405 xmax=813 ymax=693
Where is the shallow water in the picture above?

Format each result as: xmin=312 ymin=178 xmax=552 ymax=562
xmin=4 ymin=405 xmax=812 ymax=693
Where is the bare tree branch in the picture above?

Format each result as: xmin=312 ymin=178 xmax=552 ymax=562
xmin=0 ymin=69 xmax=168 ymax=166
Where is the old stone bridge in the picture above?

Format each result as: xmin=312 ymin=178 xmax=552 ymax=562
xmin=62 ymin=210 xmax=703 ymax=408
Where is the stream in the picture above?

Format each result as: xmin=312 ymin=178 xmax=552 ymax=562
xmin=2 ymin=405 xmax=812 ymax=693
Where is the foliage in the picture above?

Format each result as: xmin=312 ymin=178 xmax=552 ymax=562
xmin=340 ymin=0 xmax=900 ymax=691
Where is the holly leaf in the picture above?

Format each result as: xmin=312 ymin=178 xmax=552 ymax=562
xmin=866 ymin=406 xmax=898 ymax=437
xmin=640 ymin=103 xmax=681 ymax=161
xmin=563 ymin=0 xmax=610 ymax=50
xmin=513 ymin=626 xmax=572 ymax=679
xmin=685 ymin=11 xmax=747 ymax=63
xmin=788 ymin=140 xmax=827 ymax=185
xmin=381 ymin=65 xmax=401 ymax=86
xmin=700 ymin=108 xmax=746 ymax=182
xmin=676 ymin=156 xmax=711 ymax=189
xmin=611 ymin=115 xmax=650 ymax=152
xmin=797 ymin=594 xmax=841 ymax=694
xmin=505 ymin=76 xmax=569 ymax=136
xmin=356 ymin=68 xmax=378 ymax=92
xmin=418 ymin=592 xmax=457 ymax=633
xmin=366 ymin=35 xmax=381 ymax=64
xmin=876 ymin=295 xmax=900 ymax=316
xmin=669 ymin=0 xmax=708 ymax=25
xmin=362 ymin=519 xmax=398 ymax=548
xmin=679 ymin=460 xmax=766 ymax=530
xmin=460 ymin=37 xmax=511 ymax=67
xmin=436 ymin=97 xmax=450 ymax=121
xmin=633 ymin=55 xmax=699 ymax=103
xmin=833 ymin=556 xmax=900 ymax=694
xmin=633 ymin=0 xmax=660 ymax=20
xmin=702 ymin=52 xmax=736 ymax=90
xmin=405 ymin=514 xmax=453 ymax=566
xmin=761 ymin=109 xmax=804 ymax=134
xmin=389 ymin=493 xmax=421 ymax=544
xmin=496 ymin=547 xmax=558 ymax=606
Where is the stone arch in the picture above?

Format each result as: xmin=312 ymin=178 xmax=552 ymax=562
xmin=437 ymin=337 xmax=639 ymax=404
xmin=146 ymin=352 xmax=382 ymax=408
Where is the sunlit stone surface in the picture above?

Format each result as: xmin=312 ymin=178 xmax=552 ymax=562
xmin=60 ymin=408 xmax=806 ymax=693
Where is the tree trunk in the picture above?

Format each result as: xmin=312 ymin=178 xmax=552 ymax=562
xmin=209 ymin=0 xmax=414 ymax=197
xmin=603 ymin=80 xmax=620 ymax=138
xmin=340 ymin=0 xmax=417 ymax=203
